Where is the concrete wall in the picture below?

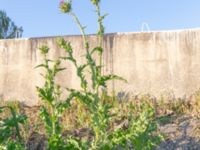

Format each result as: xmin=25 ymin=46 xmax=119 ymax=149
xmin=1 ymin=28 xmax=200 ymax=105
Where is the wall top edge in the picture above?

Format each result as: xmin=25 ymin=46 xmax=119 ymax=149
xmin=0 ymin=27 xmax=200 ymax=41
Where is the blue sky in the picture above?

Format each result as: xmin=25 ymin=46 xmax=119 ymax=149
xmin=1 ymin=0 xmax=200 ymax=38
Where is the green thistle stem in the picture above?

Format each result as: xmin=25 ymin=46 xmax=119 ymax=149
xmin=96 ymin=4 xmax=104 ymax=76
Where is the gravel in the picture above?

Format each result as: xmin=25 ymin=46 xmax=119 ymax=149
xmin=156 ymin=115 xmax=200 ymax=150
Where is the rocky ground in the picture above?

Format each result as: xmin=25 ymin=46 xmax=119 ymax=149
xmin=157 ymin=115 xmax=200 ymax=150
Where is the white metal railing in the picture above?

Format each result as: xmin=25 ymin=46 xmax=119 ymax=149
xmin=141 ymin=22 xmax=150 ymax=32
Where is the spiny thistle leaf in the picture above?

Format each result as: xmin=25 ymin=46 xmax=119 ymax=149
xmin=66 ymin=89 xmax=93 ymax=106
xmin=91 ymin=47 xmax=103 ymax=55
xmin=34 ymin=64 xmax=47 ymax=69
xmin=56 ymin=101 xmax=70 ymax=115
xmin=54 ymin=67 xmax=66 ymax=74
xmin=65 ymin=56 xmax=76 ymax=64
xmin=37 ymin=87 xmax=54 ymax=103
xmin=98 ymin=74 xmax=127 ymax=87
xmin=40 ymin=106 xmax=52 ymax=135
xmin=77 ymin=64 xmax=88 ymax=89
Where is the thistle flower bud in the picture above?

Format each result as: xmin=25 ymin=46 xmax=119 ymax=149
xmin=59 ymin=0 xmax=72 ymax=13
xmin=91 ymin=0 xmax=100 ymax=5
xmin=39 ymin=46 xmax=49 ymax=55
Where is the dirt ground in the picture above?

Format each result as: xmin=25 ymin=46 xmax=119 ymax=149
xmin=157 ymin=114 xmax=200 ymax=150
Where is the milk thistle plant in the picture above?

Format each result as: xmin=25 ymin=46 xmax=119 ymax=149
xmin=36 ymin=46 xmax=71 ymax=149
xmin=58 ymin=0 xmax=162 ymax=150
xmin=37 ymin=46 xmax=87 ymax=149
xmin=0 ymin=106 xmax=27 ymax=150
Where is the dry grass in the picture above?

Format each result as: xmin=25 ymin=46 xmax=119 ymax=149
xmin=0 ymin=91 xmax=200 ymax=131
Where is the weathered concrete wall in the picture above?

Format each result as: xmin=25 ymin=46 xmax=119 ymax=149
xmin=1 ymin=28 xmax=200 ymax=105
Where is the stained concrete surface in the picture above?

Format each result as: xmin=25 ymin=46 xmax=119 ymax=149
xmin=0 ymin=28 xmax=200 ymax=105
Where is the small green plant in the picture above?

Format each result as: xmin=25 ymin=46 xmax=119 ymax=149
xmin=114 ymin=103 xmax=163 ymax=150
xmin=86 ymin=98 xmax=163 ymax=150
xmin=0 ymin=105 xmax=27 ymax=149
xmin=36 ymin=46 xmax=71 ymax=149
